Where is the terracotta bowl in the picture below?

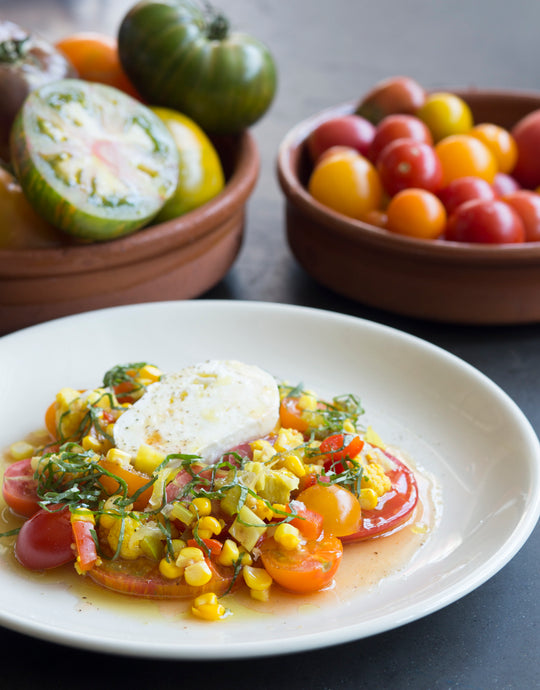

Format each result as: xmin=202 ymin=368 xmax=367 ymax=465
xmin=277 ymin=90 xmax=540 ymax=325
xmin=0 ymin=132 xmax=259 ymax=335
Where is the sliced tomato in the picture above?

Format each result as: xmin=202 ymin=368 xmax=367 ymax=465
xmin=71 ymin=517 xmax=99 ymax=573
xmin=15 ymin=507 xmax=75 ymax=570
xmin=286 ymin=501 xmax=324 ymax=540
xmin=320 ymin=433 xmax=365 ymax=473
xmin=2 ymin=458 xmax=40 ymax=517
xmin=88 ymin=556 xmax=234 ymax=599
xmin=44 ymin=401 xmax=58 ymax=439
xmin=341 ymin=451 xmax=418 ymax=542
xmin=279 ymin=396 xmax=309 ymax=433
xmin=296 ymin=483 xmax=362 ymax=538
xmin=259 ymin=534 xmax=343 ymax=593
xmin=98 ymin=459 xmax=153 ymax=510
xmin=187 ymin=538 xmax=223 ymax=556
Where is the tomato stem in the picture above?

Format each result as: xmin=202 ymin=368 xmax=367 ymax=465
xmin=202 ymin=2 xmax=230 ymax=40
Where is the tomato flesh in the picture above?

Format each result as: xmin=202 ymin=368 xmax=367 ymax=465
xmin=296 ymin=483 xmax=362 ymax=538
xmin=2 ymin=458 xmax=40 ymax=518
xmin=15 ymin=507 xmax=75 ymax=570
xmin=260 ymin=535 xmax=343 ymax=593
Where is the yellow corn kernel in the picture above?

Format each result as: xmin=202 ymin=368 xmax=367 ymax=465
xmin=184 ymin=560 xmax=212 ymax=586
xmin=133 ymin=443 xmax=165 ymax=474
xmin=159 ymin=557 xmax=184 ymax=579
xmin=191 ymin=593 xmax=226 ymax=621
xmin=274 ymin=427 xmax=304 ymax=453
xmin=283 ymin=454 xmax=306 ymax=478
xmin=135 ymin=364 xmax=162 ymax=384
xmin=250 ymin=498 xmax=275 ymax=521
xmin=242 ymin=565 xmax=273 ymax=591
xmin=271 ymin=503 xmax=287 ymax=515
xmin=190 ymin=497 xmax=212 ymax=517
xmin=298 ymin=393 xmax=318 ymax=411
xmin=359 ymin=488 xmax=379 ymax=510
xmin=343 ymin=419 xmax=356 ymax=434
xmin=361 ymin=461 xmax=392 ymax=496
xmin=250 ymin=588 xmax=271 ymax=602
xmin=239 ymin=551 xmax=253 ymax=566
xmin=106 ymin=423 xmax=115 ymax=436
xmin=9 ymin=441 xmax=35 ymax=460
xmin=274 ymin=522 xmax=301 ymax=550
xmin=218 ymin=539 xmax=240 ymax=566
xmin=106 ymin=447 xmax=132 ymax=467
xmin=250 ymin=438 xmax=276 ymax=463
xmin=86 ymin=388 xmax=111 ymax=408
xmin=175 ymin=546 xmax=205 ymax=568
xmin=82 ymin=435 xmax=107 ymax=453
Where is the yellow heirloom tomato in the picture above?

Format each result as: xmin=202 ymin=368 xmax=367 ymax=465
xmin=151 ymin=107 xmax=225 ymax=221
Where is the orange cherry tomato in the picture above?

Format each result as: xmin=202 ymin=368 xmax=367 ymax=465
xmin=44 ymin=401 xmax=58 ymax=439
xmin=98 ymin=459 xmax=153 ymax=510
xmin=296 ymin=483 xmax=362 ymax=537
xmin=435 ymin=135 xmax=497 ymax=186
xmin=55 ymin=33 xmax=140 ymax=99
xmin=386 ymin=188 xmax=447 ymax=239
xmin=308 ymin=148 xmax=383 ymax=219
xmin=259 ymin=534 xmax=343 ymax=593
xmin=279 ymin=396 xmax=310 ymax=433
xmin=469 ymin=123 xmax=518 ymax=174
xmin=417 ymin=92 xmax=473 ymax=142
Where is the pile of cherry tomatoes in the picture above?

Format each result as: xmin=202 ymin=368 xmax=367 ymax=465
xmin=306 ymin=76 xmax=540 ymax=244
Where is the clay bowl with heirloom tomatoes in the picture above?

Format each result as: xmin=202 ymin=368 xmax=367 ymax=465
xmin=277 ymin=88 xmax=540 ymax=325
xmin=0 ymin=131 xmax=258 ymax=335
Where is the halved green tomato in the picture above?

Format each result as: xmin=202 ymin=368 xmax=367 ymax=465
xmin=10 ymin=78 xmax=179 ymax=241
xmin=150 ymin=107 xmax=225 ymax=221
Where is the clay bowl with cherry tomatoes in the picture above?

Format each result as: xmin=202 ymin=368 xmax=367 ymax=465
xmin=277 ymin=88 xmax=540 ymax=325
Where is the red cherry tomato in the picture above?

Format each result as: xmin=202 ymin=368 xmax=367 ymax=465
xmin=492 ymin=172 xmax=521 ymax=198
xmin=511 ymin=109 xmax=540 ymax=188
xmin=356 ymin=76 xmax=426 ymax=124
xmin=445 ymin=199 xmax=525 ymax=244
xmin=259 ymin=534 xmax=343 ymax=593
xmin=15 ymin=507 xmax=75 ymax=570
xmin=438 ymin=176 xmax=497 ymax=215
xmin=504 ymin=190 xmax=540 ymax=242
xmin=377 ymin=139 xmax=443 ymax=196
xmin=369 ymin=114 xmax=433 ymax=163
xmin=2 ymin=458 xmax=40 ymax=517
xmin=307 ymin=115 xmax=375 ymax=161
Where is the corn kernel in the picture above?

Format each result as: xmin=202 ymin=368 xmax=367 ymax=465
xmin=190 ymin=497 xmax=212 ymax=517
xmin=243 ymin=565 xmax=273 ymax=591
xmin=343 ymin=419 xmax=356 ymax=434
xmin=283 ymin=454 xmax=306 ymax=478
xmin=176 ymin=546 xmax=205 ymax=568
xmin=194 ymin=592 xmax=219 ymax=607
xmin=218 ymin=539 xmax=240 ymax=566
xmin=106 ymin=447 xmax=132 ymax=466
xmin=82 ymin=435 xmax=107 ymax=453
xmin=191 ymin=593 xmax=226 ymax=621
xmin=239 ymin=551 xmax=253 ymax=566
xmin=135 ymin=364 xmax=162 ymax=383
xmin=298 ymin=393 xmax=318 ymax=411
xmin=159 ymin=557 xmax=184 ymax=579
xmin=9 ymin=441 xmax=35 ymax=460
xmin=274 ymin=522 xmax=301 ymax=550
xmin=274 ymin=427 xmax=304 ymax=453
xmin=360 ymin=488 xmax=379 ymax=510
xmin=250 ymin=588 xmax=271 ymax=602
xmin=184 ymin=560 xmax=212 ymax=586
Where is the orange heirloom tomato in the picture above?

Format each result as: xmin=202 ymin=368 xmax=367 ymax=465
xmin=98 ymin=459 xmax=153 ymax=510
xmin=386 ymin=188 xmax=447 ymax=239
xmin=417 ymin=92 xmax=473 ymax=142
xmin=259 ymin=535 xmax=343 ymax=593
xmin=55 ymin=33 xmax=140 ymax=99
xmin=470 ymin=123 xmax=517 ymax=174
xmin=308 ymin=148 xmax=383 ymax=219
xmin=296 ymin=483 xmax=362 ymax=537
xmin=435 ymin=135 xmax=497 ymax=186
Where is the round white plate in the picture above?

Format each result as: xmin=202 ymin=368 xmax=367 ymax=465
xmin=0 ymin=301 xmax=539 ymax=659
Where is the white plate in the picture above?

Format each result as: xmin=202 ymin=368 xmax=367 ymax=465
xmin=0 ymin=301 xmax=539 ymax=659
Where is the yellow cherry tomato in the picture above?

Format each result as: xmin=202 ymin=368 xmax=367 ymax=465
xmin=386 ymin=188 xmax=447 ymax=239
xmin=151 ymin=107 xmax=225 ymax=221
xmin=469 ymin=123 xmax=518 ymax=174
xmin=308 ymin=148 xmax=382 ymax=219
xmin=417 ymin=92 xmax=473 ymax=142
xmin=435 ymin=135 xmax=497 ymax=186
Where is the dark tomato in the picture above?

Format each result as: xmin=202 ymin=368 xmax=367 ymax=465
xmin=15 ymin=507 xmax=74 ymax=570
xmin=504 ymin=191 xmax=540 ymax=242
xmin=438 ymin=176 xmax=497 ymax=215
xmin=369 ymin=114 xmax=433 ymax=163
xmin=445 ymin=199 xmax=525 ymax=244
xmin=356 ymin=76 xmax=426 ymax=124
xmin=492 ymin=172 xmax=521 ymax=198
xmin=377 ymin=139 xmax=443 ymax=196
xmin=307 ymin=115 xmax=375 ymax=162
xmin=2 ymin=457 xmax=40 ymax=517
xmin=511 ymin=109 xmax=540 ymax=188
xmin=341 ymin=452 xmax=419 ymax=542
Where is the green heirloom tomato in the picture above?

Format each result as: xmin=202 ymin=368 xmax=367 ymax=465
xmin=151 ymin=107 xmax=225 ymax=221
xmin=10 ymin=79 xmax=179 ymax=242
xmin=118 ymin=0 xmax=277 ymax=134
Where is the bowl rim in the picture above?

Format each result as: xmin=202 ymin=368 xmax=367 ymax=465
xmin=0 ymin=130 xmax=259 ymax=278
xmin=276 ymin=89 xmax=540 ymax=265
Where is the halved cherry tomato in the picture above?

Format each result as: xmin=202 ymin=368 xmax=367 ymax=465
xmin=319 ymin=433 xmax=365 ymax=473
xmin=2 ymin=458 xmax=40 ymax=517
xmin=44 ymin=401 xmax=58 ymax=439
xmin=15 ymin=507 xmax=74 ymax=570
xmin=98 ymin=459 xmax=153 ymax=510
xmin=296 ymin=483 xmax=362 ymax=537
xmin=259 ymin=534 xmax=343 ymax=593
xmin=341 ymin=452 xmax=419 ymax=542
xmin=285 ymin=501 xmax=324 ymax=540
xmin=279 ymin=396 xmax=309 ymax=433
xmin=88 ymin=556 xmax=233 ymax=598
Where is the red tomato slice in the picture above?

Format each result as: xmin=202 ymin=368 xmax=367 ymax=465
xmin=320 ymin=433 xmax=365 ymax=473
xmin=285 ymin=501 xmax=324 ymax=540
xmin=2 ymin=458 xmax=40 ymax=517
xmin=15 ymin=507 xmax=75 ymax=570
xmin=88 ymin=557 xmax=234 ymax=599
xmin=72 ymin=518 xmax=99 ymax=573
xmin=259 ymin=535 xmax=343 ymax=593
xmin=341 ymin=451 xmax=419 ymax=542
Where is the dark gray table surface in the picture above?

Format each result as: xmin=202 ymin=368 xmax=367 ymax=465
xmin=1 ymin=1 xmax=539 ymax=687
